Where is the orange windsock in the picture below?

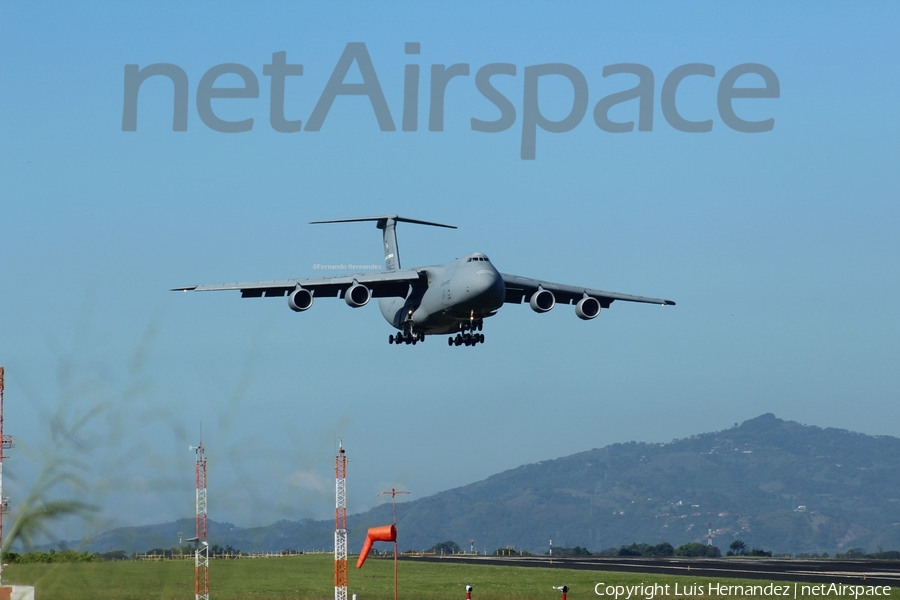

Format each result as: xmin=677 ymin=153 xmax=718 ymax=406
xmin=356 ymin=524 xmax=397 ymax=569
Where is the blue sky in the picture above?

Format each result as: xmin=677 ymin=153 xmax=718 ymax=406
xmin=1 ymin=3 xmax=898 ymax=543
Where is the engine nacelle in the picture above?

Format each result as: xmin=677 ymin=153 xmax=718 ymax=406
xmin=529 ymin=289 xmax=555 ymax=313
xmin=575 ymin=296 xmax=601 ymax=320
xmin=288 ymin=287 xmax=314 ymax=312
xmin=344 ymin=283 xmax=371 ymax=308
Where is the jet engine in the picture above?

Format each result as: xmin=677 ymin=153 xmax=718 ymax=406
xmin=575 ymin=296 xmax=601 ymax=320
xmin=344 ymin=283 xmax=371 ymax=308
xmin=529 ymin=289 xmax=555 ymax=313
xmin=288 ymin=287 xmax=314 ymax=312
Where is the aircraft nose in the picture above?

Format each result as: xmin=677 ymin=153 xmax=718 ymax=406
xmin=469 ymin=269 xmax=503 ymax=302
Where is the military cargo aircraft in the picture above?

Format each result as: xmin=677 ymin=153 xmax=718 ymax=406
xmin=173 ymin=215 xmax=675 ymax=346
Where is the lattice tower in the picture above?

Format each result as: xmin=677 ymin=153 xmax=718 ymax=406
xmin=195 ymin=442 xmax=209 ymax=600
xmin=335 ymin=444 xmax=348 ymax=600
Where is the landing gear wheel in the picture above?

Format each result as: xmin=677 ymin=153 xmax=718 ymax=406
xmin=479 ymin=333 xmax=485 ymax=343
xmin=448 ymin=337 xmax=453 ymax=346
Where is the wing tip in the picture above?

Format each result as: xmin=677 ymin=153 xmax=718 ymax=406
xmin=171 ymin=286 xmax=197 ymax=292
xmin=664 ymin=300 xmax=676 ymax=306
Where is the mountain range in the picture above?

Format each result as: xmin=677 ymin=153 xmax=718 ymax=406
xmin=76 ymin=414 xmax=900 ymax=555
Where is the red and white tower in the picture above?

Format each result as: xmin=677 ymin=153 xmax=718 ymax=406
xmin=0 ymin=367 xmax=14 ymax=586
xmin=334 ymin=443 xmax=348 ymax=600
xmin=192 ymin=440 xmax=209 ymax=600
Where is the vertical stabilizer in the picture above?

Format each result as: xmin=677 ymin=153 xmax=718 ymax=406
xmin=310 ymin=215 xmax=456 ymax=272
xmin=378 ymin=217 xmax=400 ymax=271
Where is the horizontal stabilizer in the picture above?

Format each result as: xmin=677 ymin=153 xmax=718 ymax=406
xmin=311 ymin=215 xmax=455 ymax=271
xmin=310 ymin=214 xmax=456 ymax=229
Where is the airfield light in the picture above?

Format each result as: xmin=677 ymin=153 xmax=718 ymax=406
xmin=553 ymin=585 xmax=569 ymax=600
xmin=466 ymin=584 xmax=473 ymax=599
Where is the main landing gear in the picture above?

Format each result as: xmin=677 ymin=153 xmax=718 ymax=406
xmin=448 ymin=318 xmax=484 ymax=347
xmin=389 ymin=330 xmax=424 ymax=345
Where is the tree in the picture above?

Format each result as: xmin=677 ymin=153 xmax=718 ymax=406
xmin=427 ymin=541 xmax=460 ymax=555
xmin=675 ymin=542 xmax=720 ymax=557
xmin=618 ymin=543 xmax=651 ymax=556
xmin=728 ymin=540 xmax=747 ymax=556
xmin=651 ymin=542 xmax=675 ymax=557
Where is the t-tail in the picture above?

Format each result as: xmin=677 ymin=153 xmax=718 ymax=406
xmin=310 ymin=215 xmax=456 ymax=271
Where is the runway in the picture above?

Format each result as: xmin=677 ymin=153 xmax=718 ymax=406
xmin=405 ymin=555 xmax=900 ymax=586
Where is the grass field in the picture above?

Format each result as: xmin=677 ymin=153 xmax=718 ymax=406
xmin=4 ymin=554 xmax=898 ymax=600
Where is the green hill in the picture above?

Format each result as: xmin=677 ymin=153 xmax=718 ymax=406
xmin=79 ymin=414 xmax=900 ymax=555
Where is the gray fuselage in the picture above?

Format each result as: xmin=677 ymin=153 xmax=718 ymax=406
xmin=379 ymin=253 xmax=505 ymax=334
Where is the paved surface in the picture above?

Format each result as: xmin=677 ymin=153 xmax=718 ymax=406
xmin=404 ymin=555 xmax=900 ymax=585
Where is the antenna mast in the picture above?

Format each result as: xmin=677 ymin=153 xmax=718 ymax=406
xmin=193 ymin=438 xmax=209 ymax=600
xmin=335 ymin=442 xmax=348 ymax=600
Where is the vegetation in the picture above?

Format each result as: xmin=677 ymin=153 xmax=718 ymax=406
xmin=675 ymin=542 xmax=721 ymax=557
xmin=726 ymin=540 xmax=772 ymax=557
xmin=427 ymin=540 xmax=461 ymax=555
xmin=600 ymin=542 xmax=675 ymax=557
xmin=728 ymin=540 xmax=747 ymax=555
xmin=548 ymin=545 xmax=591 ymax=557
xmin=5 ymin=549 xmax=102 ymax=564
xmin=836 ymin=548 xmax=900 ymax=559
xmin=8 ymin=552 xmax=900 ymax=600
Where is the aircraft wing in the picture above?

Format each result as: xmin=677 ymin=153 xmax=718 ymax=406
xmin=172 ymin=269 xmax=422 ymax=299
xmin=500 ymin=273 xmax=675 ymax=308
